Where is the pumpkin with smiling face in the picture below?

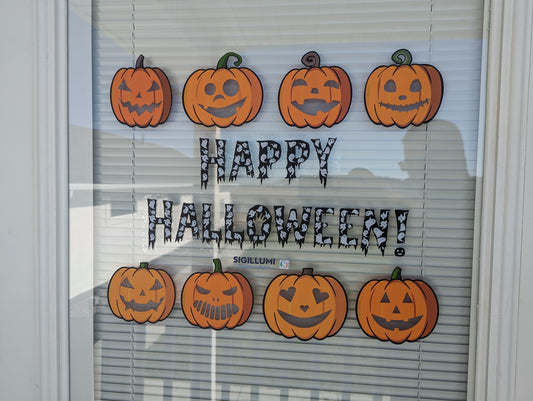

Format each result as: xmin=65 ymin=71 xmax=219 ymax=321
xmin=278 ymin=51 xmax=352 ymax=128
xmin=110 ymin=55 xmax=172 ymax=128
xmin=107 ymin=262 xmax=176 ymax=324
xmin=181 ymin=259 xmax=254 ymax=330
xmin=364 ymin=49 xmax=443 ymax=128
xmin=182 ymin=52 xmax=263 ymax=128
xmin=263 ymin=268 xmax=348 ymax=340
xmin=356 ymin=267 xmax=439 ymax=344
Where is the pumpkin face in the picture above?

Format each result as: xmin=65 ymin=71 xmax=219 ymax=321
xmin=263 ymin=268 xmax=347 ymax=340
xmin=278 ymin=51 xmax=352 ymax=128
xmin=356 ymin=267 xmax=439 ymax=344
xmin=364 ymin=49 xmax=443 ymax=128
xmin=110 ymin=55 xmax=172 ymax=128
xmin=107 ymin=262 xmax=176 ymax=324
xmin=181 ymin=259 xmax=254 ymax=330
xmin=182 ymin=52 xmax=263 ymax=128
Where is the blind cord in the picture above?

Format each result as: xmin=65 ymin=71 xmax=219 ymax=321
xmin=418 ymin=2 xmax=435 ymax=399
xmin=130 ymin=1 xmax=136 ymax=400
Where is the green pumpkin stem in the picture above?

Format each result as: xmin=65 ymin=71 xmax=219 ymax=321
xmin=139 ymin=261 xmax=149 ymax=269
xmin=391 ymin=266 xmax=402 ymax=280
xmin=217 ymin=52 xmax=242 ymax=69
xmin=213 ymin=258 xmax=223 ymax=273
xmin=301 ymin=268 xmax=314 ymax=276
xmin=391 ymin=49 xmax=412 ymax=66
xmin=135 ymin=55 xmax=145 ymax=69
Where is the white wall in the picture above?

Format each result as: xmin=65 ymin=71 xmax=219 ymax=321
xmin=0 ymin=0 xmax=41 ymax=399
xmin=0 ymin=0 xmax=68 ymax=400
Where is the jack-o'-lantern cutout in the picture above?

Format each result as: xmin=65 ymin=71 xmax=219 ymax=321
xmin=107 ymin=262 xmax=176 ymax=324
xmin=182 ymin=52 xmax=263 ymax=128
xmin=364 ymin=49 xmax=443 ymax=128
xmin=278 ymin=51 xmax=352 ymax=128
xmin=356 ymin=267 xmax=439 ymax=344
xmin=110 ymin=55 xmax=172 ymax=128
xmin=263 ymin=268 xmax=347 ymax=340
xmin=181 ymin=259 xmax=254 ymax=330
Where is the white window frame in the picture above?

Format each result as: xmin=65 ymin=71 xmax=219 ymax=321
xmin=473 ymin=1 xmax=533 ymax=400
xmin=27 ymin=0 xmax=533 ymax=400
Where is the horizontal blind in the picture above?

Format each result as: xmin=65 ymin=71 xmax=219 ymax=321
xmin=84 ymin=0 xmax=484 ymax=399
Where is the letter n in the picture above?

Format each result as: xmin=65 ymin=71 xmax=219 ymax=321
xmin=361 ymin=209 xmax=390 ymax=256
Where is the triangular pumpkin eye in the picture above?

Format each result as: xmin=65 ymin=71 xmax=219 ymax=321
xmin=118 ymin=80 xmax=131 ymax=91
xmin=380 ymin=293 xmax=390 ymax=303
xmin=121 ymin=277 xmax=134 ymax=289
xmin=403 ymin=293 xmax=413 ymax=303
xmin=149 ymin=279 xmax=163 ymax=291
xmin=147 ymin=80 xmax=161 ymax=92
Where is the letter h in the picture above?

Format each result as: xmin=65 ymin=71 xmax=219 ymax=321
xmin=200 ymin=138 xmax=226 ymax=189
xmin=148 ymin=199 xmax=173 ymax=248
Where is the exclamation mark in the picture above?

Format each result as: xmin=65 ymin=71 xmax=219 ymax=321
xmin=395 ymin=210 xmax=409 ymax=257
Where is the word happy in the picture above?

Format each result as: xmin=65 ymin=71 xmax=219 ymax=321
xmin=148 ymin=199 xmax=409 ymax=255
xmin=200 ymin=137 xmax=337 ymax=188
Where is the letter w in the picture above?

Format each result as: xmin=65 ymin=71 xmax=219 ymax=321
xmin=273 ymin=206 xmax=312 ymax=248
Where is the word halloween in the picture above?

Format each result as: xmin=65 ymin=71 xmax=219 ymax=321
xmin=110 ymin=49 xmax=443 ymax=129
xmin=107 ymin=260 xmax=439 ymax=344
xmin=200 ymin=137 xmax=337 ymax=188
xmin=147 ymin=199 xmax=409 ymax=255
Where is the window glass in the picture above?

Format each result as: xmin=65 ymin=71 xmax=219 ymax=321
xmin=69 ymin=0 xmax=485 ymax=399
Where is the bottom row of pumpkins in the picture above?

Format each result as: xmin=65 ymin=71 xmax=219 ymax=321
xmin=107 ymin=259 xmax=438 ymax=344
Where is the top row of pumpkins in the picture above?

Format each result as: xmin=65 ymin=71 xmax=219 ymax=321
xmin=110 ymin=50 xmax=444 ymax=130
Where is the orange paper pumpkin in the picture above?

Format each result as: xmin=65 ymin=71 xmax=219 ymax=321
xmin=263 ymin=268 xmax=347 ymax=340
xmin=110 ymin=55 xmax=172 ymax=128
xmin=181 ymin=259 xmax=254 ymax=330
xmin=364 ymin=49 xmax=443 ymax=128
xmin=278 ymin=51 xmax=352 ymax=128
xmin=107 ymin=262 xmax=176 ymax=324
xmin=356 ymin=267 xmax=439 ymax=344
xmin=182 ymin=52 xmax=263 ymax=128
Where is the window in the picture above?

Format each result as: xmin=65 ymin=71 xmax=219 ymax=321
xmin=69 ymin=0 xmax=485 ymax=399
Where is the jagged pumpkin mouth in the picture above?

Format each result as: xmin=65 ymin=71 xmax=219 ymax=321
xmin=120 ymin=100 xmax=162 ymax=115
xmin=371 ymin=314 xmax=423 ymax=331
xmin=277 ymin=309 xmax=331 ymax=328
xmin=120 ymin=295 xmax=164 ymax=312
xmin=378 ymin=98 xmax=429 ymax=112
